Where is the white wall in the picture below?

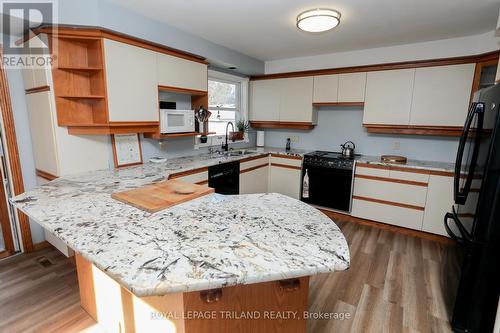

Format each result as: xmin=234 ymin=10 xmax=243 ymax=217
xmin=265 ymin=31 xmax=499 ymax=74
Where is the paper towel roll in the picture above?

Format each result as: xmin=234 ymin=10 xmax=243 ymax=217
xmin=256 ymin=131 xmax=265 ymax=147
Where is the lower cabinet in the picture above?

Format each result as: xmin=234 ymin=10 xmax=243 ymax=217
xmin=238 ymin=155 xmax=302 ymax=199
xmin=351 ymin=199 xmax=425 ymax=230
xmin=240 ymin=166 xmax=269 ymax=194
xmin=169 ymin=168 xmax=208 ymax=186
xmin=268 ymin=156 xmax=303 ymax=199
xmin=352 ymin=163 xmax=455 ymax=236
xmin=422 ymin=175 xmax=453 ymax=236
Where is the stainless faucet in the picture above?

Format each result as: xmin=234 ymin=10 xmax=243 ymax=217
xmin=222 ymin=121 xmax=234 ymax=151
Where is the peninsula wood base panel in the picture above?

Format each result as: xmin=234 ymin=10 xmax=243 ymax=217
xmin=76 ymin=254 xmax=309 ymax=333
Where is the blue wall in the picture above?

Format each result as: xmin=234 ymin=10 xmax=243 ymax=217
xmin=263 ymin=107 xmax=459 ymax=162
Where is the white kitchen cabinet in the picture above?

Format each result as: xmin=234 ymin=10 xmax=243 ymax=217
xmin=21 ymin=65 xmax=50 ymax=90
xmin=353 ymin=177 xmax=427 ymax=207
xmin=363 ymin=68 xmax=415 ymax=125
xmin=25 ymin=91 xmax=59 ymax=176
xmin=240 ymin=166 xmax=269 ymax=194
xmin=250 ymin=77 xmax=315 ymax=123
xmin=157 ymin=53 xmax=207 ymax=91
xmin=338 ymin=72 xmax=367 ymax=103
xmin=23 ymin=91 xmax=111 ymax=178
xmin=351 ymin=198 xmax=424 ymax=230
xmin=313 ymin=75 xmax=338 ymax=103
xmin=268 ymin=156 xmax=302 ymax=199
xmin=409 ymin=64 xmax=475 ymax=127
xmin=279 ymin=77 xmax=314 ymax=122
xmin=269 ymin=166 xmax=301 ymax=199
xmin=249 ymin=79 xmax=281 ymax=121
xmin=104 ymin=39 xmax=158 ymax=122
xmin=422 ymin=175 xmax=454 ymax=236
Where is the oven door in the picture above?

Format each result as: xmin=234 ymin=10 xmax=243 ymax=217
xmin=302 ymin=165 xmax=353 ymax=212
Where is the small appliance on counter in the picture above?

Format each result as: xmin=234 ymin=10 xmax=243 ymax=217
xmin=256 ymin=131 xmax=265 ymax=147
xmin=301 ymin=151 xmax=357 ymax=212
xmin=340 ymin=141 xmax=356 ymax=158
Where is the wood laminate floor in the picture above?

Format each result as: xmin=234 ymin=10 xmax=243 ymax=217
xmin=0 ymin=216 xmax=461 ymax=333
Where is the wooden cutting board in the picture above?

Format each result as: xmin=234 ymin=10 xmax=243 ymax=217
xmin=111 ymin=179 xmax=214 ymax=213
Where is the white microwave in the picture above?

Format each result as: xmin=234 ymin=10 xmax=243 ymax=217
xmin=160 ymin=109 xmax=195 ymax=134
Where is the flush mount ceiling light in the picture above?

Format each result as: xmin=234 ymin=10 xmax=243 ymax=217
xmin=296 ymin=8 xmax=341 ymax=33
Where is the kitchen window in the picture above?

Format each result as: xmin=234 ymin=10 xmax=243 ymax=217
xmin=208 ymin=71 xmax=248 ymax=136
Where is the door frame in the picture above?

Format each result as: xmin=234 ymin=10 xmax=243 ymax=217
xmin=0 ymin=52 xmax=33 ymax=253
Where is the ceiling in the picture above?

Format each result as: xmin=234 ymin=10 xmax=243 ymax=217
xmin=107 ymin=0 xmax=500 ymax=61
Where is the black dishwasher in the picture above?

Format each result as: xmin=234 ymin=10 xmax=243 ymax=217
xmin=208 ymin=161 xmax=240 ymax=194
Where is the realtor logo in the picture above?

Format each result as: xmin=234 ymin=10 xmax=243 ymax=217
xmin=1 ymin=0 xmax=57 ymax=68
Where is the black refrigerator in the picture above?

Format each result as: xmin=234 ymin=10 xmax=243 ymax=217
xmin=445 ymin=83 xmax=500 ymax=333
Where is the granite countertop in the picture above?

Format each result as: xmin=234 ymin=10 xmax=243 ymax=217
xmin=356 ymin=155 xmax=455 ymax=173
xmin=12 ymin=147 xmax=348 ymax=297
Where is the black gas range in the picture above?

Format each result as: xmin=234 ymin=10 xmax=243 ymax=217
xmin=301 ymin=151 xmax=357 ymax=212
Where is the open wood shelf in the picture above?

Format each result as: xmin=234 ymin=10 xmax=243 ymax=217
xmin=52 ymin=36 xmax=109 ymax=130
xmin=57 ymin=95 xmax=105 ymax=99
xmin=56 ymin=66 xmax=103 ymax=72
xmin=144 ymin=131 xmax=215 ymax=139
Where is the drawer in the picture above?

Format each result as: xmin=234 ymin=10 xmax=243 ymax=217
xmin=353 ymin=177 xmax=428 ymax=207
xmin=170 ymin=170 xmax=208 ymax=184
xmin=351 ymin=198 xmax=424 ymax=230
xmin=270 ymin=154 xmax=303 ymax=168
xmin=389 ymin=169 xmax=429 ymax=183
xmin=355 ymin=165 xmax=390 ymax=178
xmin=240 ymin=156 xmax=269 ymax=171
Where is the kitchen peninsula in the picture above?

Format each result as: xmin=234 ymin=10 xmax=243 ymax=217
xmin=12 ymin=150 xmax=349 ymax=333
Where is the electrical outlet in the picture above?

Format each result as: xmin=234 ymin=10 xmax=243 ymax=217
xmin=290 ymin=135 xmax=299 ymax=143
xmin=393 ymin=141 xmax=400 ymax=150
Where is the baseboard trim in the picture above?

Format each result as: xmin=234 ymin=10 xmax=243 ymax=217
xmin=32 ymin=240 xmax=52 ymax=251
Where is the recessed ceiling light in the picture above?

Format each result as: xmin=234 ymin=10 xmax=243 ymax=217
xmin=296 ymin=8 xmax=341 ymax=33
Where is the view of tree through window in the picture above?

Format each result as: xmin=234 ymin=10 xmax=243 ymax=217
xmin=208 ymin=79 xmax=240 ymax=135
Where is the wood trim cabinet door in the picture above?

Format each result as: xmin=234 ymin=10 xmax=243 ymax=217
xmin=104 ymin=39 xmax=158 ymax=122
xmin=313 ymin=74 xmax=338 ymax=103
xmin=157 ymin=53 xmax=208 ymax=92
xmin=25 ymin=91 xmax=60 ymax=176
xmin=338 ymin=72 xmax=367 ymax=103
xmin=409 ymin=64 xmax=475 ymax=127
xmin=279 ymin=77 xmax=314 ymax=122
xmin=422 ymin=175 xmax=454 ymax=236
xmin=269 ymin=165 xmax=301 ymax=199
xmin=249 ymin=79 xmax=281 ymax=121
xmin=240 ymin=166 xmax=269 ymax=194
xmin=363 ymin=68 xmax=415 ymax=125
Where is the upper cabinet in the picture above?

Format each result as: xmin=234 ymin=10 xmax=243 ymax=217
xmin=338 ymin=72 xmax=367 ymax=103
xmin=157 ymin=53 xmax=207 ymax=92
xmin=363 ymin=69 xmax=415 ymax=125
xmin=279 ymin=77 xmax=314 ymax=122
xmin=313 ymin=74 xmax=338 ymax=104
xmin=409 ymin=64 xmax=475 ymax=127
xmin=104 ymin=39 xmax=158 ymax=122
xmin=312 ymin=72 xmax=366 ymax=105
xmin=249 ymin=79 xmax=281 ymax=121
xmin=250 ymin=77 xmax=315 ymax=128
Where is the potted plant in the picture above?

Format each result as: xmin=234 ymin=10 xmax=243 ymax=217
xmin=230 ymin=119 xmax=249 ymax=141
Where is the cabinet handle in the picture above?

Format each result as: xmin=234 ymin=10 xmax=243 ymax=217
xmin=200 ymin=288 xmax=223 ymax=303
xmin=279 ymin=278 xmax=301 ymax=292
